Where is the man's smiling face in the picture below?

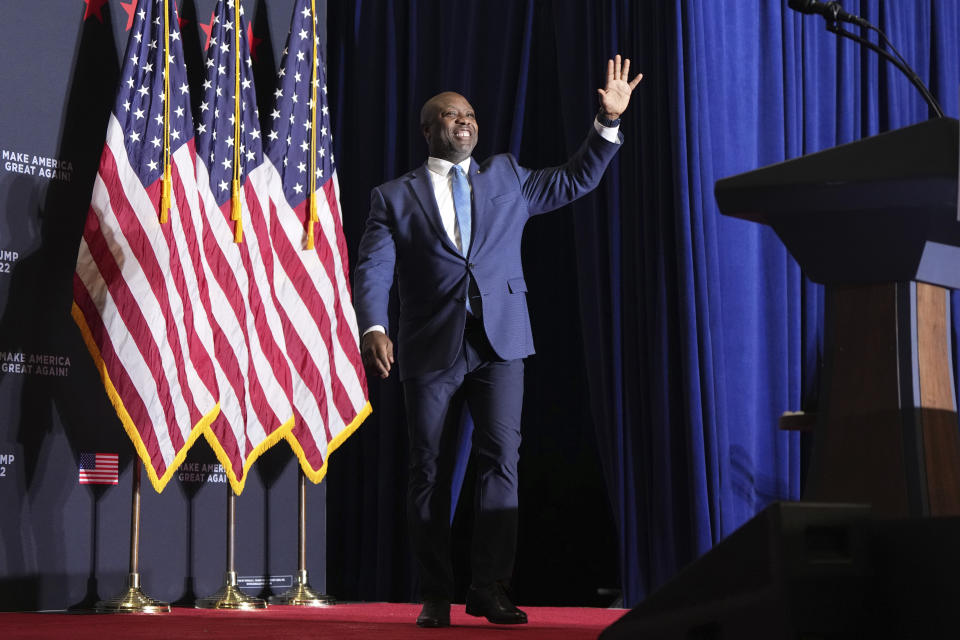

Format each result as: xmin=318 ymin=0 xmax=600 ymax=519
xmin=421 ymin=92 xmax=478 ymax=164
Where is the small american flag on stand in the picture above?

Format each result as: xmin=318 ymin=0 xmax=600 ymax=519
xmin=78 ymin=453 xmax=119 ymax=485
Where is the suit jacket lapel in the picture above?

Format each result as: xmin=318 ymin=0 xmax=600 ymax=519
xmin=407 ymin=164 xmax=461 ymax=255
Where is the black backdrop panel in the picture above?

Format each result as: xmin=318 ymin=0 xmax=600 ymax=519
xmin=0 ymin=0 xmax=328 ymax=611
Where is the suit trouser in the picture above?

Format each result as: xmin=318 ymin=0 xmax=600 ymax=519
xmin=402 ymin=318 xmax=524 ymax=601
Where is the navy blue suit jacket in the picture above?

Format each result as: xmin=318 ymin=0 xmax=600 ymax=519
xmin=354 ymin=126 xmax=622 ymax=380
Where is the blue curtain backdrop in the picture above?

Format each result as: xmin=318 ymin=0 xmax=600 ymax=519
xmin=323 ymin=0 xmax=960 ymax=608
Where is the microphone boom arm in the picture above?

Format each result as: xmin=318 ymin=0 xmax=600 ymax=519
xmin=825 ymin=20 xmax=945 ymax=119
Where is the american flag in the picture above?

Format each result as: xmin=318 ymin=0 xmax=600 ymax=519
xmin=78 ymin=453 xmax=120 ymax=485
xmin=193 ymin=0 xmax=298 ymax=492
xmin=265 ymin=0 xmax=369 ymax=482
xmin=73 ymin=0 xmax=220 ymax=493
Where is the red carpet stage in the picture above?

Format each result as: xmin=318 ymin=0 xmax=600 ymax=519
xmin=0 ymin=603 xmax=624 ymax=639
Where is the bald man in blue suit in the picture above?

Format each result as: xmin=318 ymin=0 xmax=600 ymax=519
xmin=354 ymin=56 xmax=642 ymax=628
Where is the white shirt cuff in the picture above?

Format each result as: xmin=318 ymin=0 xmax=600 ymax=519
xmin=594 ymin=118 xmax=621 ymax=144
xmin=363 ymin=325 xmax=386 ymax=337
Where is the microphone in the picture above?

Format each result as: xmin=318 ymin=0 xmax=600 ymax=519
xmin=787 ymin=0 xmax=944 ymax=117
xmin=787 ymin=0 xmax=870 ymax=27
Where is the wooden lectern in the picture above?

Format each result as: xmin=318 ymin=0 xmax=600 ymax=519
xmin=716 ymin=117 xmax=960 ymax=517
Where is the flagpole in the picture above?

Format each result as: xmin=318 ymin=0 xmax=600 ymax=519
xmin=95 ymin=456 xmax=171 ymax=613
xmin=269 ymin=467 xmax=334 ymax=606
xmin=195 ymin=485 xmax=268 ymax=609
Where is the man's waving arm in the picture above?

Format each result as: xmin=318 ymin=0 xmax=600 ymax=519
xmin=519 ymin=54 xmax=642 ymax=214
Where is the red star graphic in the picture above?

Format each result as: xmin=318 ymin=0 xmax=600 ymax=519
xmin=247 ymin=21 xmax=263 ymax=61
xmin=199 ymin=10 xmax=215 ymax=50
xmin=83 ymin=0 xmax=109 ymax=23
xmin=119 ymin=0 xmax=136 ymax=31
xmin=179 ymin=15 xmax=190 ymax=29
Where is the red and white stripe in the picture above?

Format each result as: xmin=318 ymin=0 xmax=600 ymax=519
xmin=266 ymin=165 xmax=369 ymax=478
xmin=193 ymin=159 xmax=296 ymax=485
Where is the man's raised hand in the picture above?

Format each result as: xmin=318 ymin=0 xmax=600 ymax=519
xmin=597 ymin=54 xmax=643 ymax=120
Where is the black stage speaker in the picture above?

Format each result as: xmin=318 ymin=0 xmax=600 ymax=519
xmin=601 ymin=502 xmax=960 ymax=639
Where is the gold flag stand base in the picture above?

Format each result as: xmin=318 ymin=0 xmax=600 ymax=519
xmin=269 ymin=570 xmax=334 ymax=606
xmin=195 ymin=571 xmax=268 ymax=610
xmin=95 ymin=573 xmax=171 ymax=614
xmin=95 ymin=458 xmax=170 ymax=614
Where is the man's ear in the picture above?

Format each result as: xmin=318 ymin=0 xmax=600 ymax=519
xmin=421 ymin=124 xmax=430 ymax=141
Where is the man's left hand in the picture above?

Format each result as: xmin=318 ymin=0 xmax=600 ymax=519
xmin=597 ymin=54 xmax=643 ymax=120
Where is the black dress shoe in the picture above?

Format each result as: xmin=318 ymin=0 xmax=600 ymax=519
xmin=416 ymin=599 xmax=451 ymax=627
xmin=465 ymin=583 xmax=527 ymax=624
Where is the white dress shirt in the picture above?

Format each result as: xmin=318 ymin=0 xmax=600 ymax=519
xmin=425 ymin=156 xmax=472 ymax=253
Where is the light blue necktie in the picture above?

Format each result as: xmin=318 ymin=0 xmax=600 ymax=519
xmin=450 ymin=165 xmax=474 ymax=314
xmin=450 ymin=165 xmax=471 ymax=256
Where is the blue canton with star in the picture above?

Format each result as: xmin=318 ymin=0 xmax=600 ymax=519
xmin=265 ymin=0 xmax=336 ymax=207
xmin=195 ymin=0 xmax=263 ymax=207
xmin=115 ymin=0 xmax=193 ymax=187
